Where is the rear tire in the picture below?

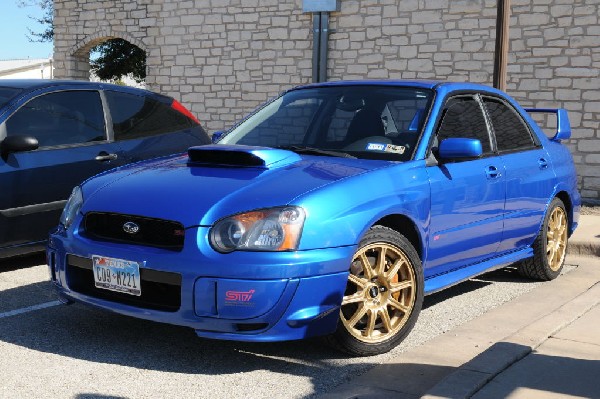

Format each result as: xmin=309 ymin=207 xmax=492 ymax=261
xmin=519 ymin=198 xmax=568 ymax=281
xmin=327 ymin=226 xmax=423 ymax=356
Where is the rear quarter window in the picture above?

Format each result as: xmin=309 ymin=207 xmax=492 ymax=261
xmin=483 ymin=97 xmax=536 ymax=152
xmin=105 ymin=91 xmax=196 ymax=141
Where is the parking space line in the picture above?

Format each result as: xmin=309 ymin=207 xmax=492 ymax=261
xmin=0 ymin=300 xmax=62 ymax=319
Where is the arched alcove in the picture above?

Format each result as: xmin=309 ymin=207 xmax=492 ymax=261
xmin=65 ymin=30 xmax=147 ymax=84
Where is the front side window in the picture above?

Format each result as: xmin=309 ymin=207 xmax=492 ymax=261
xmin=106 ymin=91 xmax=196 ymax=141
xmin=219 ymin=86 xmax=433 ymax=161
xmin=483 ymin=97 xmax=536 ymax=152
xmin=5 ymin=91 xmax=105 ymax=147
xmin=437 ymin=96 xmax=492 ymax=154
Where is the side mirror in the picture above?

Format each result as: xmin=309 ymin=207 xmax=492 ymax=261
xmin=211 ymin=131 xmax=224 ymax=143
xmin=1 ymin=135 xmax=39 ymax=156
xmin=438 ymin=138 xmax=483 ymax=160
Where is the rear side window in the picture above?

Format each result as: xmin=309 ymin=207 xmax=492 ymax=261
xmin=5 ymin=90 xmax=105 ymax=147
xmin=483 ymin=97 xmax=536 ymax=152
xmin=437 ymin=96 xmax=492 ymax=154
xmin=106 ymin=91 xmax=196 ymax=141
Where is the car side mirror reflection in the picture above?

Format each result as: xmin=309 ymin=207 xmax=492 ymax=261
xmin=438 ymin=138 xmax=483 ymax=160
xmin=1 ymin=135 xmax=39 ymax=157
xmin=211 ymin=131 xmax=224 ymax=143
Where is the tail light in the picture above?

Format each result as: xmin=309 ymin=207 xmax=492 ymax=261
xmin=171 ymin=99 xmax=200 ymax=124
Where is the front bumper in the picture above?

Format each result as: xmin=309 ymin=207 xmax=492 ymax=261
xmin=47 ymin=226 xmax=354 ymax=342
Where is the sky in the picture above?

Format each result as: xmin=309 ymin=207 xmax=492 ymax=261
xmin=0 ymin=1 xmax=53 ymax=60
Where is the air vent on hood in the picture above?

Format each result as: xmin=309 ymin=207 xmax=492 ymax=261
xmin=187 ymin=145 xmax=301 ymax=169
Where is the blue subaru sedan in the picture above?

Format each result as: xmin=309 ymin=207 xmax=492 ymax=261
xmin=48 ymin=81 xmax=580 ymax=355
xmin=0 ymin=80 xmax=210 ymax=258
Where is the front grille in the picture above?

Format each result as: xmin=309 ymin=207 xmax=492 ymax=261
xmin=66 ymin=254 xmax=182 ymax=312
xmin=84 ymin=212 xmax=185 ymax=251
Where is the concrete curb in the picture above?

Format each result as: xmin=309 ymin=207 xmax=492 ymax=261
xmin=568 ymin=241 xmax=600 ymax=257
xmin=568 ymin=214 xmax=600 ymax=257
xmin=422 ymin=265 xmax=600 ymax=399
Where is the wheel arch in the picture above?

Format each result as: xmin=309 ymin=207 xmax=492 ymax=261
xmin=555 ymin=190 xmax=575 ymax=236
xmin=372 ymin=214 xmax=424 ymax=261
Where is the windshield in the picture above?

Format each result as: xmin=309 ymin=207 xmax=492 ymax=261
xmin=219 ymin=85 xmax=433 ymax=161
xmin=0 ymin=87 xmax=23 ymax=109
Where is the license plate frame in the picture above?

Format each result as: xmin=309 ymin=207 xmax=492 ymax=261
xmin=92 ymin=255 xmax=142 ymax=296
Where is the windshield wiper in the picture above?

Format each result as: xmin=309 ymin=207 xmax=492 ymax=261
xmin=277 ymin=145 xmax=356 ymax=159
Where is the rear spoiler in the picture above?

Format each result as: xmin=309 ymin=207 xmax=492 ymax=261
xmin=524 ymin=108 xmax=571 ymax=142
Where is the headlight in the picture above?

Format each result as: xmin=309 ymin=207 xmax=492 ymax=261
xmin=59 ymin=186 xmax=83 ymax=229
xmin=210 ymin=207 xmax=305 ymax=253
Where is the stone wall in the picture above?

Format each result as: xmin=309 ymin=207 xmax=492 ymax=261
xmin=53 ymin=0 xmax=600 ymax=202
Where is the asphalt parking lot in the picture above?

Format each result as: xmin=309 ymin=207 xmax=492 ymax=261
xmin=1 ymin=254 xmax=561 ymax=398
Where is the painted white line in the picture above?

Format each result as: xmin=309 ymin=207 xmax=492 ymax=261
xmin=0 ymin=300 xmax=62 ymax=319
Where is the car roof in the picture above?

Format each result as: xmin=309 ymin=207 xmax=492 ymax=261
xmin=0 ymin=79 xmax=106 ymax=90
xmin=0 ymin=79 xmax=164 ymax=97
xmin=289 ymin=79 xmax=507 ymax=96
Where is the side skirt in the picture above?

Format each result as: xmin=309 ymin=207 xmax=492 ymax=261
xmin=424 ymin=247 xmax=533 ymax=295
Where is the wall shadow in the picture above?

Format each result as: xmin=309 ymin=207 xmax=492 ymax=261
xmin=458 ymin=341 xmax=600 ymax=399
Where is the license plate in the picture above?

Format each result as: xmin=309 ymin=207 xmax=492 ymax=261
xmin=92 ymin=255 xmax=142 ymax=296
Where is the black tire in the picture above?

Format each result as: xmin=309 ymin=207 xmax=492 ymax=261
xmin=326 ymin=226 xmax=424 ymax=356
xmin=519 ymin=198 xmax=568 ymax=281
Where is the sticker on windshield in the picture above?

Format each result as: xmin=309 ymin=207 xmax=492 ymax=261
xmin=366 ymin=143 xmax=406 ymax=154
xmin=366 ymin=143 xmax=386 ymax=151
xmin=384 ymin=144 xmax=406 ymax=154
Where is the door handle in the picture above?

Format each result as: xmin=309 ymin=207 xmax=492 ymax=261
xmin=95 ymin=152 xmax=118 ymax=162
xmin=485 ymin=165 xmax=501 ymax=179
xmin=538 ymin=158 xmax=549 ymax=169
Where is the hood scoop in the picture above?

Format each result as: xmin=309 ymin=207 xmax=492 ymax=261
xmin=187 ymin=145 xmax=302 ymax=169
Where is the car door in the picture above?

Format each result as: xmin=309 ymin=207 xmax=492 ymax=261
xmin=103 ymin=90 xmax=208 ymax=162
xmin=481 ymin=96 xmax=557 ymax=253
xmin=425 ymin=95 xmax=506 ymax=276
xmin=0 ymin=89 xmax=126 ymax=250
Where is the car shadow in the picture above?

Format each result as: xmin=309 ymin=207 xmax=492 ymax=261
xmin=0 ymin=281 xmax=58 ymax=314
xmin=0 ymin=291 xmax=461 ymax=397
xmin=0 ymin=252 xmax=46 ymax=273
xmin=423 ymin=265 xmax=543 ymax=310
xmin=424 ymin=279 xmax=491 ymax=309
xmin=0 ymin=280 xmax=374 ymax=393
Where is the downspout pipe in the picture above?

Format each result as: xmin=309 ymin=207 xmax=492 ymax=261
xmin=318 ymin=12 xmax=329 ymax=82
xmin=312 ymin=13 xmax=321 ymax=83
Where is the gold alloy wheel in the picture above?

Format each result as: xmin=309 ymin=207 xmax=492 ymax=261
xmin=546 ymin=205 xmax=568 ymax=272
xmin=340 ymin=243 xmax=416 ymax=343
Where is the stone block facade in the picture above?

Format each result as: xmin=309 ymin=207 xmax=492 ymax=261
xmin=53 ymin=0 xmax=600 ymax=203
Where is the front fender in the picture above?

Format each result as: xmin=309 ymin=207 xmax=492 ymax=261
xmin=294 ymin=160 xmax=430 ymax=251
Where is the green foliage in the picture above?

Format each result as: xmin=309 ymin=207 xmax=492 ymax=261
xmin=90 ymin=39 xmax=147 ymax=83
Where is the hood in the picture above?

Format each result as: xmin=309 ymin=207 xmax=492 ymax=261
xmin=81 ymin=145 xmax=389 ymax=226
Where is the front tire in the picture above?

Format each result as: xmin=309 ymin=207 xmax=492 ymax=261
xmin=327 ymin=226 xmax=424 ymax=356
xmin=519 ymin=198 xmax=568 ymax=280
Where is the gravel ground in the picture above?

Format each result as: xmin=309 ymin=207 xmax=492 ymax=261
xmin=581 ymin=205 xmax=600 ymax=216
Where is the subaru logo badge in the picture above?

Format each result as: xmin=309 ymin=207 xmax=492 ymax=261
xmin=123 ymin=221 xmax=140 ymax=234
